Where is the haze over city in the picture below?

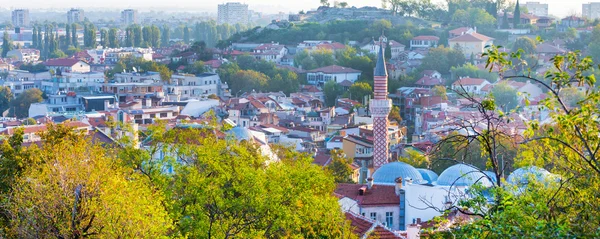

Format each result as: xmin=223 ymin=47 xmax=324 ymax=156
xmin=0 ymin=0 xmax=585 ymax=17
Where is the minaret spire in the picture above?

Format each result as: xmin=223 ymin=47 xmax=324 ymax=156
xmin=370 ymin=36 xmax=392 ymax=170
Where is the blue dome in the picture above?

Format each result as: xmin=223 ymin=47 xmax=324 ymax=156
xmin=417 ymin=168 xmax=439 ymax=183
xmin=436 ymin=164 xmax=493 ymax=187
xmin=373 ymin=162 xmax=425 ymax=185
xmin=508 ymin=166 xmax=552 ymax=185
xmin=227 ymin=126 xmax=253 ymax=141
xmin=483 ymin=171 xmax=498 ymax=184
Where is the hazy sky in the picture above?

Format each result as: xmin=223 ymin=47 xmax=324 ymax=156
xmin=0 ymin=0 xmax=586 ymax=17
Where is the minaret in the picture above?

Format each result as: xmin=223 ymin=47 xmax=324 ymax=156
xmin=370 ymin=39 xmax=392 ymax=170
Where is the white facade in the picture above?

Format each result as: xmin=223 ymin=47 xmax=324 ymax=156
xmin=67 ymin=9 xmax=85 ymax=24
xmin=166 ymin=73 xmax=222 ymax=101
xmin=217 ymin=2 xmax=249 ymax=25
xmin=525 ymin=2 xmax=549 ymax=17
xmin=41 ymin=72 xmax=105 ymax=94
xmin=29 ymin=94 xmax=85 ymax=117
xmin=583 ymin=2 xmax=600 ymax=19
xmin=12 ymin=9 xmax=30 ymax=27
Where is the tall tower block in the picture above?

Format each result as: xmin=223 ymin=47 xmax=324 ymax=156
xmin=370 ymin=41 xmax=392 ymax=170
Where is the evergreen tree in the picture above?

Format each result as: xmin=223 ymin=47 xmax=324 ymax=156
xmin=132 ymin=25 xmax=142 ymax=47
xmin=502 ymin=11 xmax=510 ymax=29
xmin=161 ymin=25 xmax=170 ymax=46
xmin=108 ymin=28 xmax=119 ymax=48
xmin=31 ymin=27 xmax=37 ymax=49
xmin=37 ymin=28 xmax=43 ymax=51
xmin=2 ymin=31 xmax=12 ymax=58
xmin=71 ymin=23 xmax=78 ymax=47
xmin=100 ymin=29 xmax=108 ymax=47
xmin=513 ymin=0 xmax=521 ymax=28
xmin=183 ymin=25 xmax=190 ymax=44
xmin=384 ymin=41 xmax=392 ymax=60
xmin=65 ymin=25 xmax=71 ymax=48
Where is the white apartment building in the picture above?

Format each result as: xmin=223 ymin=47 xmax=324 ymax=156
xmin=218 ymin=2 xmax=249 ymax=25
xmin=67 ymin=8 xmax=85 ymax=24
xmin=41 ymin=72 xmax=105 ymax=94
xmin=525 ymin=2 xmax=549 ymax=17
xmin=121 ymin=9 xmax=138 ymax=25
xmin=12 ymin=9 xmax=30 ymax=27
xmin=166 ymin=73 xmax=222 ymax=101
xmin=583 ymin=2 xmax=600 ymax=19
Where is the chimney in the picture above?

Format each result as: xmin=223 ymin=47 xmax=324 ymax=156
xmin=394 ymin=177 xmax=403 ymax=195
xmin=367 ymin=177 xmax=373 ymax=190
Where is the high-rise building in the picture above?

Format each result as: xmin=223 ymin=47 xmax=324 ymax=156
xmin=121 ymin=9 xmax=138 ymax=25
xmin=370 ymin=41 xmax=392 ymax=170
xmin=583 ymin=2 xmax=600 ymax=19
xmin=525 ymin=2 xmax=548 ymax=16
xmin=217 ymin=2 xmax=249 ymax=25
xmin=67 ymin=8 xmax=85 ymax=24
xmin=12 ymin=9 xmax=30 ymax=27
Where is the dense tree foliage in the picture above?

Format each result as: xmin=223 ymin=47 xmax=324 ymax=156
xmin=218 ymin=55 xmax=299 ymax=95
xmin=0 ymin=86 xmax=12 ymax=115
xmin=8 ymin=88 xmax=43 ymax=118
xmin=323 ymin=80 xmax=344 ymax=107
xmin=326 ymin=149 xmax=354 ymax=183
xmin=420 ymin=46 xmax=466 ymax=74
xmin=427 ymin=45 xmax=600 ymax=238
xmin=451 ymin=63 xmax=499 ymax=83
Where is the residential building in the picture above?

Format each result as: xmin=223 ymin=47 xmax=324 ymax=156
xmin=410 ymin=36 xmax=439 ymax=49
xmin=451 ymin=77 xmax=491 ymax=94
xmin=40 ymin=72 xmax=105 ymax=94
xmin=583 ymin=2 xmax=600 ymax=19
xmin=525 ymin=2 xmax=549 ymax=17
xmin=67 ymin=8 xmax=85 ymax=24
xmin=166 ymin=73 xmax=223 ymax=101
xmin=121 ymin=9 xmax=138 ymax=25
xmin=217 ymin=2 xmax=249 ymax=25
xmin=44 ymin=59 xmax=91 ymax=74
xmin=500 ymin=13 xmax=539 ymax=28
xmin=559 ymin=16 xmax=586 ymax=31
xmin=448 ymin=32 xmax=494 ymax=57
xmin=11 ymin=9 xmax=30 ymax=27
xmin=306 ymin=65 xmax=362 ymax=86
xmin=28 ymin=93 xmax=115 ymax=117
xmin=103 ymin=72 xmax=164 ymax=104
xmin=251 ymin=43 xmax=288 ymax=63
xmin=6 ymin=49 xmax=40 ymax=63
xmin=415 ymin=70 xmax=444 ymax=88
xmin=449 ymin=27 xmax=476 ymax=39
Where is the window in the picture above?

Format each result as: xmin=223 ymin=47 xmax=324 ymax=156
xmin=385 ymin=212 xmax=393 ymax=228
xmin=370 ymin=212 xmax=377 ymax=221
xmin=160 ymin=113 xmax=168 ymax=118
xmin=150 ymin=114 xmax=156 ymax=118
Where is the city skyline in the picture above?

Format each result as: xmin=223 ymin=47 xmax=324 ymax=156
xmin=0 ymin=0 xmax=589 ymax=17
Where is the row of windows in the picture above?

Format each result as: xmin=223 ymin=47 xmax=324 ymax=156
xmin=361 ymin=212 xmax=394 ymax=228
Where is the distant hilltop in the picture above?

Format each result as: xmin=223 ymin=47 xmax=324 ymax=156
xmin=290 ymin=6 xmax=432 ymax=26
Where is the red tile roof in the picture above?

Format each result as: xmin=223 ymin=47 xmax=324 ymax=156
xmin=412 ymin=35 xmax=439 ymax=41
xmin=335 ymin=183 xmax=400 ymax=206
xmin=0 ymin=121 xmax=90 ymax=135
xmin=308 ymin=65 xmax=362 ymax=74
xmin=345 ymin=212 xmax=404 ymax=238
xmin=449 ymin=27 xmax=472 ymax=36
xmin=388 ymin=40 xmax=405 ymax=48
xmin=415 ymin=76 xmax=444 ymax=86
xmin=452 ymin=77 xmax=488 ymax=86
xmin=449 ymin=32 xmax=493 ymax=42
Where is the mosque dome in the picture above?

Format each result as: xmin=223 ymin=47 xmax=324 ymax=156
xmin=417 ymin=168 xmax=439 ymax=184
xmin=373 ymin=162 xmax=425 ymax=185
xmin=227 ymin=126 xmax=254 ymax=142
xmin=483 ymin=171 xmax=498 ymax=184
xmin=507 ymin=166 xmax=552 ymax=185
xmin=436 ymin=164 xmax=493 ymax=187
